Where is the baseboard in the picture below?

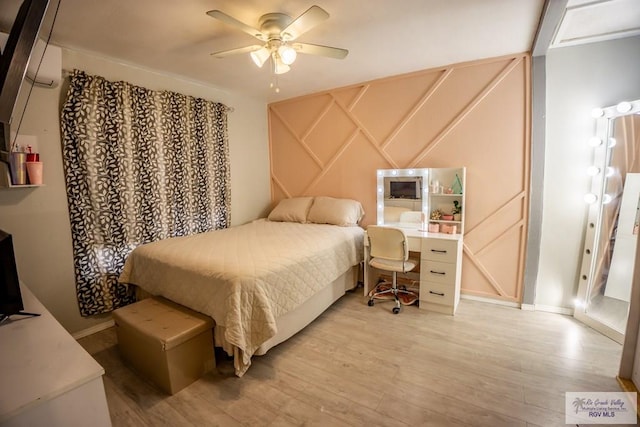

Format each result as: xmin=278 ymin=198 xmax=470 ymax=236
xmin=617 ymin=376 xmax=638 ymax=393
xmin=532 ymin=304 xmax=574 ymax=316
xmin=460 ymin=294 xmax=520 ymax=308
xmin=616 ymin=377 xmax=639 ymax=421
xmin=455 ymin=295 xmax=574 ymax=315
xmin=72 ymin=319 xmax=115 ymax=340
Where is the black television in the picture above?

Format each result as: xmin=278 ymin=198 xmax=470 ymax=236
xmin=389 ymin=180 xmax=421 ymax=199
xmin=0 ymin=229 xmax=38 ymax=322
xmin=0 ymin=0 xmax=50 ymax=162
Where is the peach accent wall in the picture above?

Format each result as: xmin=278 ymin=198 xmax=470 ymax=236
xmin=268 ymin=53 xmax=531 ymax=303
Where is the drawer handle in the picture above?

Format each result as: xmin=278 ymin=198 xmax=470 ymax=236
xmin=429 ymin=290 xmax=445 ymax=296
xmin=431 ymin=249 xmax=447 ymax=254
xmin=430 ymin=270 xmax=446 ymax=275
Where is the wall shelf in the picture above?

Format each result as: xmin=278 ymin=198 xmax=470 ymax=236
xmin=0 ymin=184 xmax=43 ymax=190
xmin=0 ymin=161 xmax=43 ymax=189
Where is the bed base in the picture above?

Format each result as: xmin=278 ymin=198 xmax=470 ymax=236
xmin=133 ymin=264 xmax=359 ymax=369
xmin=253 ymin=264 xmax=358 ymax=355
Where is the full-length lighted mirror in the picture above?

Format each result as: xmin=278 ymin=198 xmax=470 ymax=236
xmin=576 ymin=99 xmax=640 ymax=343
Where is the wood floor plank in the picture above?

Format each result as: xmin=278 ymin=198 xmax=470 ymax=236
xmin=382 ymin=378 xmax=528 ymax=427
xmin=247 ymin=360 xmax=407 ymax=427
xmin=77 ymin=292 xmax=625 ymax=426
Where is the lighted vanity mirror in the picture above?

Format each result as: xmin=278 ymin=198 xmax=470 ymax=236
xmin=377 ymin=167 xmax=466 ymax=233
xmin=376 ymin=168 xmax=429 ymax=230
xmin=576 ymin=99 xmax=640 ymax=342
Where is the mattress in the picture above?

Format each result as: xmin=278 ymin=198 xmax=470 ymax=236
xmin=119 ymin=219 xmax=364 ymax=376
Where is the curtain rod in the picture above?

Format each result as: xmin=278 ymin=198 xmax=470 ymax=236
xmin=61 ymin=68 xmax=235 ymax=113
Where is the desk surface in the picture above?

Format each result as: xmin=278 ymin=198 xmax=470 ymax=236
xmin=366 ymin=226 xmax=463 ymax=242
xmin=0 ymin=284 xmax=105 ymax=422
xmin=401 ymin=228 xmax=463 ymax=241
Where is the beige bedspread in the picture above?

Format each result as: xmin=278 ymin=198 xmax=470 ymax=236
xmin=119 ymin=219 xmax=364 ymax=376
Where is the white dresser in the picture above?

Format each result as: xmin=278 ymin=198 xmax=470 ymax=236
xmin=364 ymin=228 xmax=463 ymax=315
xmin=418 ymin=234 xmax=463 ymax=315
xmin=0 ymin=284 xmax=112 ymax=426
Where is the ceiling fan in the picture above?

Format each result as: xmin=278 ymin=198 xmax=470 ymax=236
xmin=206 ymin=5 xmax=348 ymax=75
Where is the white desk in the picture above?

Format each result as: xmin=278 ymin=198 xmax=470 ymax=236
xmin=0 ymin=284 xmax=112 ymax=426
xmin=364 ymin=227 xmax=463 ymax=315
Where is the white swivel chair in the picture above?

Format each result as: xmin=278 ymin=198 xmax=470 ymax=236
xmin=367 ymin=225 xmax=418 ymax=314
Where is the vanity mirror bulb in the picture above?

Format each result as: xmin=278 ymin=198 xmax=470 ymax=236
xmin=591 ymin=108 xmax=605 ymax=118
xmin=587 ymin=137 xmax=602 ymax=147
xmin=616 ymin=101 xmax=632 ymax=113
xmin=608 ymin=138 xmax=617 ymax=148
xmin=584 ymin=193 xmax=598 ymax=204
xmin=586 ymin=166 xmax=600 ymax=176
xmin=602 ymin=194 xmax=613 ymax=204
xmin=605 ymin=167 xmax=615 ymax=177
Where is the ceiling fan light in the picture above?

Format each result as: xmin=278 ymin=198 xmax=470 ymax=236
xmin=278 ymin=45 xmax=297 ymax=65
xmin=273 ymin=57 xmax=290 ymax=74
xmin=250 ymin=47 xmax=270 ymax=68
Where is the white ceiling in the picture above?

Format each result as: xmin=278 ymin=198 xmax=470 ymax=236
xmin=0 ymin=0 xmax=637 ymax=103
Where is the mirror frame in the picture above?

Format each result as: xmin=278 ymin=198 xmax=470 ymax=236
xmin=575 ymin=99 xmax=640 ymax=343
xmin=376 ymin=168 xmax=429 ymax=229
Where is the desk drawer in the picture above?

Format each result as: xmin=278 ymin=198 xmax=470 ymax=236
xmin=421 ymin=239 xmax=458 ymax=263
xmin=420 ymin=260 xmax=456 ymax=285
xmin=420 ymin=282 xmax=455 ymax=306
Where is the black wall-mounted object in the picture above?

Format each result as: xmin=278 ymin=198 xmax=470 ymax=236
xmin=0 ymin=0 xmax=50 ymax=161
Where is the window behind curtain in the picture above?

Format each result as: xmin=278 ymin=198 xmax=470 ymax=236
xmin=61 ymin=70 xmax=231 ymax=316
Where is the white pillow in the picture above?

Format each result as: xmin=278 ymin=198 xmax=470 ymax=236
xmin=307 ymin=196 xmax=365 ymax=226
xmin=267 ymin=197 xmax=314 ymax=223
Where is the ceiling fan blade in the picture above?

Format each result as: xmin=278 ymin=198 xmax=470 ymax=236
xmin=210 ymin=45 xmax=263 ymax=58
xmin=293 ymin=43 xmax=348 ymax=60
xmin=281 ymin=5 xmax=329 ymax=41
xmin=206 ymin=10 xmax=267 ymax=41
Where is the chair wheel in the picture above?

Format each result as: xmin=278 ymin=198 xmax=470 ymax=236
xmin=392 ymin=306 xmax=400 ymax=314
xmin=368 ymin=299 xmax=374 ymax=307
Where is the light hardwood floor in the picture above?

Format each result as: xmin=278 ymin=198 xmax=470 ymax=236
xmin=78 ymin=290 xmax=626 ymax=427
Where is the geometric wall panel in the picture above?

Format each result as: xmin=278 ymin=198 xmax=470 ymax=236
xmin=268 ymin=53 xmax=531 ymax=303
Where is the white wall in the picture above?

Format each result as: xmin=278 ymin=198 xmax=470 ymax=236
xmin=537 ymin=36 xmax=640 ymax=309
xmin=0 ymin=48 xmax=271 ymax=335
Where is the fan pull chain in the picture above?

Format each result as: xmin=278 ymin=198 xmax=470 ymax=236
xmin=269 ymin=56 xmax=280 ymax=93
xmin=271 ymin=75 xmax=280 ymax=93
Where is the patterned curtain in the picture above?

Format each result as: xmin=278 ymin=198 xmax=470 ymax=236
xmin=61 ymin=70 xmax=231 ymax=316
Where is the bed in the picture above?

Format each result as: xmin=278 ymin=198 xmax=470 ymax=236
xmin=118 ymin=196 xmax=365 ymax=377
